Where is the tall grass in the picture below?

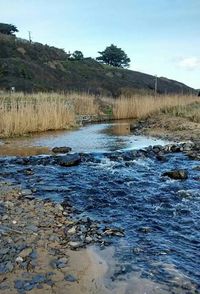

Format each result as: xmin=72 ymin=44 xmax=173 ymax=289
xmin=162 ymin=101 xmax=200 ymax=123
xmin=67 ymin=92 xmax=100 ymax=115
xmin=0 ymin=93 xmax=75 ymax=137
xmin=111 ymin=95 xmax=199 ymax=119
xmin=0 ymin=92 xmax=199 ymax=138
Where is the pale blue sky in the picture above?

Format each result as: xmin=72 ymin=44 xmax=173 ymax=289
xmin=1 ymin=0 xmax=200 ymax=88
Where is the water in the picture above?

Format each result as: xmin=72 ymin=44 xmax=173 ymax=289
xmin=0 ymin=121 xmax=200 ymax=292
xmin=0 ymin=121 xmax=167 ymax=156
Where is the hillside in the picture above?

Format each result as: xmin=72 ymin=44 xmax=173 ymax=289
xmin=0 ymin=34 xmax=196 ymax=96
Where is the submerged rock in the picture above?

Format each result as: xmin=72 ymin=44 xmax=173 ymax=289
xmin=162 ymin=169 xmax=188 ymax=180
xmin=103 ymin=226 xmax=125 ymax=237
xmin=52 ymin=146 xmax=72 ymax=154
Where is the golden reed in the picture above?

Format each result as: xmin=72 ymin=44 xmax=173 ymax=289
xmin=0 ymin=92 xmax=198 ymax=137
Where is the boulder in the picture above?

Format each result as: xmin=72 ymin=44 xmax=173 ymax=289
xmin=52 ymin=146 xmax=72 ymax=154
xmin=57 ymin=154 xmax=81 ymax=167
xmin=162 ymin=169 xmax=188 ymax=180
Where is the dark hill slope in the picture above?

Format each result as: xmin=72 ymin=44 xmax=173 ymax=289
xmin=0 ymin=34 xmax=196 ymax=96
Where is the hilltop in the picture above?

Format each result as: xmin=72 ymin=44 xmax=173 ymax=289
xmin=0 ymin=34 xmax=196 ymax=96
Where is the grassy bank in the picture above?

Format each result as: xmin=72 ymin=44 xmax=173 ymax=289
xmin=0 ymin=92 xmax=198 ymax=138
xmin=162 ymin=101 xmax=200 ymax=123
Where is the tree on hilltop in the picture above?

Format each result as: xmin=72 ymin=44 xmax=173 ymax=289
xmin=71 ymin=50 xmax=84 ymax=60
xmin=0 ymin=23 xmax=18 ymax=35
xmin=96 ymin=44 xmax=130 ymax=68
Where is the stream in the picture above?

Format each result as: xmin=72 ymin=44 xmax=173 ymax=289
xmin=0 ymin=121 xmax=200 ymax=293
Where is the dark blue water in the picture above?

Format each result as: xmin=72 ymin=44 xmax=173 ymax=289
xmin=1 ymin=149 xmax=200 ymax=292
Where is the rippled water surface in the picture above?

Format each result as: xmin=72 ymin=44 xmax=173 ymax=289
xmin=0 ymin=121 xmax=167 ymax=156
xmin=0 ymin=122 xmax=200 ymax=292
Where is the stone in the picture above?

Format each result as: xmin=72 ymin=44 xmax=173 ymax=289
xmin=64 ymin=274 xmax=77 ymax=282
xmin=2 ymin=214 xmax=8 ymax=220
xmin=55 ymin=204 xmax=64 ymax=211
xmin=26 ymin=225 xmax=38 ymax=232
xmin=21 ymin=189 xmax=32 ymax=196
xmin=16 ymin=256 xmax=24 ymax=263
xmin=57 ymin=154 xmax=81 ymax=167
xmin=170 ymin=145 xmax=181 ymax=152
xmin=152 ymin=145 xmax=163 ymax=153
xmin=14 ymin=279 xmax=24 ymax=289
xmin=193 ymin=166 xmax=200 ymax=171
xmin=58 ymin=257 xmax=68 ymax=264
xmin=6 ymin=261 xmax=14 ymax=272
xmin=4 ymin=201 xmax=14 ymax=209
xmin=49 ymin=235 xmax=60 ymax=242
xmin=103 ymin=227 xmax=125 ymax=237
xmin=138 ymin=226 xmax=152 ymax=233
xmin=85 ymin=236 xmax=93 ymax=243
xmin=68 ymin=241 xmax=82 ymax=249
xmin=67 ymin=227 xmax=76 ymax=235
xmin=19 ymin=247 xmax=32 ymax=258
xmin=32 ymin=274 xmax=46 ymax=284
xmin=24 ymin=169 xmax=34 ymax=176
xmin=177 ymin=190 xmax=193 ymax=198
xmin=52 ymin=146 xmax=72 ymax=154
xmin=162 ymin=170 xmax=188 ymax=180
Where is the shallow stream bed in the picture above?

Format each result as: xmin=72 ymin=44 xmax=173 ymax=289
xmin=0 ymin=121 xmax=200 ymax=293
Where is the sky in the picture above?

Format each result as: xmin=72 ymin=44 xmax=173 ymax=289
xmin=1 ymin=0 xmax=200 ymax=89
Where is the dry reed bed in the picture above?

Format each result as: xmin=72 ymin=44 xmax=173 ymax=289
xmin=0 ymin=92 xmax=199 ymax=138
xmin=111 ymin=95 xmax=199 ymax=119
xmin=0 ymin=93 xmax=75 ymax=137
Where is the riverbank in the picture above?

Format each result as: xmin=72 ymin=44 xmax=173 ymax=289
xmin=132 ymin=102 xmax=200 ymax=143
xmin=0 ymin=183 xmax=110 ymax=294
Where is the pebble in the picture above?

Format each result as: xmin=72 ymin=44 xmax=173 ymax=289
xmin=68 ymin=241 xmax=82 ymax=249
xmin=64 ymin=274 xmax=77 ymax=282
xmin=16 ymin=256 xmax=24 ymax=263
xmin=19 ymin=248 xmax=33 ymax=258
xmin=21 ymin=189 xmax=33 ymax=196
xmin=85 ymin=236 xmax=93 ymax=243
xmin=67 ymin=227 xmax=76 ymax=234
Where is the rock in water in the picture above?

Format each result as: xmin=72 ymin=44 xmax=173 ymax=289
xmin=162 ymin=170 xmax=188 ymax=180
xmin=103 ymin=226 xmax=125 ymax=237
xmin=52 ymin=146 xmax=72 ymax=154
xmin=57 ymin=154 xmax=81 ymax=167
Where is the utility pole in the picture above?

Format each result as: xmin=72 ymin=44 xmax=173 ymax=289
xmin=154 ymin=75 xmax=158 ymax=97
xmin=28 ymin=31 xmax=32 ymax=43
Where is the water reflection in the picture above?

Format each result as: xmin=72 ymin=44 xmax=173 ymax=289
xmin=105 ymin=123 xmax=131 ymax=136
xmin=0 ymin=121 xmax=168 ymax=156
